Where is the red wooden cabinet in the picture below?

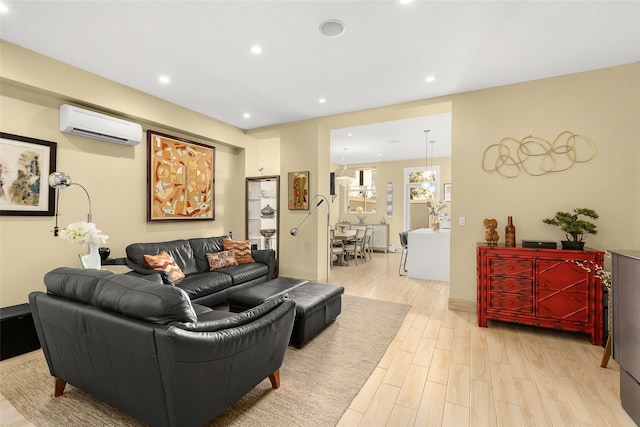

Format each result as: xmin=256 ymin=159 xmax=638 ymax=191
xmin=477 ymin=244 xmax=604 ymax=345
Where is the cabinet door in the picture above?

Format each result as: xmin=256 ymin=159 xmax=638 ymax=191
xmin=371 ymin=224 xmax=388 ymax=252
xmin=537 ymin=260 xmax=589 ymax=322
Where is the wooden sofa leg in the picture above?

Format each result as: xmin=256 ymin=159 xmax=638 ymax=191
xmin=54 ymin=377 xmax=66 ymax=397
xmin=268 ymin=369 xmax=280 ymax=389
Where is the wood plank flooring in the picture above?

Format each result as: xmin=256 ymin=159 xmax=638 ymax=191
xmin=332 ymin=252 xmax=635 ymax=427
xmin=1 ymin=252 xmax=635 ymax=426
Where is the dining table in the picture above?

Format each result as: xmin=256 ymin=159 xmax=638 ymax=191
xmin=333 ymin=229 xmax=357 ymax=241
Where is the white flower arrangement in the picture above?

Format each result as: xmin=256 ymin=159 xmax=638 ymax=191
xmin=58 ymin=221 xmax=109 ymax=245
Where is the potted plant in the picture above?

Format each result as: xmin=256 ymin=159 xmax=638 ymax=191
xmin=542 ymin=208 xmax=599 ymax=250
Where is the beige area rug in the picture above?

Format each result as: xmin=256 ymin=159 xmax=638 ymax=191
xmin=1 ymin=295 xmax=410 ymax=427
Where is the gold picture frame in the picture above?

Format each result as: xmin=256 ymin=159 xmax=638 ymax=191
xmin=147 ymin=130 xmax=215 ymax=221
xmin=288 ymin=171 xmax=309 ymax=210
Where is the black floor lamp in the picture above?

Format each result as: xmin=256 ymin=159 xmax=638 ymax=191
xmin=290 ymin=194 xmax=330 ymax=282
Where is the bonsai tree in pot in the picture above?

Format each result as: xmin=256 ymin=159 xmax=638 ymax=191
xmin=542 ymin=207 xmax=599 ymax=250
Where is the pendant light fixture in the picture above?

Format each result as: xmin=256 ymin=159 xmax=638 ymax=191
xmin=424 ymin=130 xmax=436 ymax=182
xmin=334 ymin=147 xmax=356 ymax=187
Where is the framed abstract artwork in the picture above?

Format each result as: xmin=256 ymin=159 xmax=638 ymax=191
xmin=288 ymin=171 xmax=309 ymax=210
xmin=0 ymin=132 xmax=57 ymax=216
xmin=147 ymin=130 xmax=215 ymax=222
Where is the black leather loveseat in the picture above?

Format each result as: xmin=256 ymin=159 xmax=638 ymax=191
xmin=29 ymin=267 xmax=295 ymax=427
xmin=125 ymin=236 xmax=276 ymax=307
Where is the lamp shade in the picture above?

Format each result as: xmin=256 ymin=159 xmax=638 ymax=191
xmin=48 ymin=172 xmax=72 ymax=189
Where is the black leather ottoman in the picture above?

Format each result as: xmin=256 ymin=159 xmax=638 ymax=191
xmin=228 ymin=277 xmax=344 ymax=348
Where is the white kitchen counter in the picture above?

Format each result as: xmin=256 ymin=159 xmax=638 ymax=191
xmin=407 ymin=228 xmax=450 ymax=281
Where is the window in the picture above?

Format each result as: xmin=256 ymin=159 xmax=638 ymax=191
xmin=345 ymin=168 xmax=377 ymax=213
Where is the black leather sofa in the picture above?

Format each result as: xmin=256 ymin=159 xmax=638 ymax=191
xmin=29 ymin=267 xmax=295 ymax=427
xmin=125 ymin=236 xmax=276 ymax=307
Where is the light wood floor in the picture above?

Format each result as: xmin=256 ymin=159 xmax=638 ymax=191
xmin=1 ymin=252 xmax=635 ymax=426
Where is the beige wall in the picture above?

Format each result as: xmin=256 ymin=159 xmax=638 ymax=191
xmin=252 ymin=62 xmax=640 ymax=309
xmin=0 ymin=42 xmax=252 ymax=306
xmin=2 ymin=40 xmax=638 ymax=311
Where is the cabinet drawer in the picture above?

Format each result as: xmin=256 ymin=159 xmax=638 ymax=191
xmin=490 ymin=258 xmax=533 ymax=276
xmin=489 ymin=293 xmax=533 ymax=314
xmin=489 ymin=277 xmax=532 ymax=294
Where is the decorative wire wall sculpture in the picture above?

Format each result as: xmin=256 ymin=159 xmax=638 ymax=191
xmin=481 ymin=131 xmax=596 ymax=178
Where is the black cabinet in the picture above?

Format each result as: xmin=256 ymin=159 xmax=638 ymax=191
xmin=1 ymin=303 xmax=40 ymax=360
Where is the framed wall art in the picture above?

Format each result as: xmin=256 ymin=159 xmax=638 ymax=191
xmin=444 ymin=183 xmax=452 ymax=202
xmin=0 ymin=132 xmax=57 ymax=216
xmin=288 ymin=171 xmax=309 ymax=210
xmin=147 ymin=130 xmax=215 ymax=222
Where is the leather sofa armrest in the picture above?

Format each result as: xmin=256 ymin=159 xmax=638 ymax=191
xmin=124 ymin=259 xmax=173 ymax=285
xmin=172 ymin=294 xmax=292 ymax=332
xmin=251 ymin=249 xmax=276 ymax=279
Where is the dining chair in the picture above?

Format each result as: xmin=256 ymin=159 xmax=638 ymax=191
xmin=344 ymin=228 xmax=366 ymax=265
xmin=398 ymin=231 xmax=409 ymax=276
xmin=329 ymin=229 xmax=345 ymax=267
xmin=363 ymin=227 xmax=373 ymax=261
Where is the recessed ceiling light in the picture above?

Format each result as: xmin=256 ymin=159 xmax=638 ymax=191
xmin=319 ymin=19 xmax=345 ymax=37
xmin=347 ymin=133 xmax=353 ymax=137
xmin=250 ymin=45 xmax=262 ymax=54
xmin=425 ymin=75 xmax=436 ymax=83
xmin=158 ymin=75 xmax=170 ymax=84
xmin=398 ymin=0 xmax=414 ymax=4
xmin=318 ymin=98 xmax=326 ymax=104
xmin=243 ymin=113 xmax=251 ymax=119
xmin=390 ymin=139 xmax=400 ymax=143
xmin=0 ymin=4 xmax=9 ymax=13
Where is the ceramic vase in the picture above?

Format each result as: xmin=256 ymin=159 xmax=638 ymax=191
xmin=87 ymin=243 xmax=102 ymax=269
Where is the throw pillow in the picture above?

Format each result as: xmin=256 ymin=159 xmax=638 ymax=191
xmin=206 ymin=250 xmax=238 ymax=271
xmin=223 ymin=239 xmax=255 ymax=264
xmin=144 ymin=251 xmax=185 ymax=282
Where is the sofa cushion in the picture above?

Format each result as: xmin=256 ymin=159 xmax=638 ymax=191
xmin=174 ymin=271 xmax=233 ymax=300
xmin=189 ymin=236 xmax=227 ymax=272
xmin=92 ymin=273 xmax=197 ymax=324
xmin=217 ymin=263 xmax=268 ymax=285
xmin=44 ymin=267 xmax=114 ymax=304
xmin=223 ymin=239 xmax=255 ymax=264
xmin=126 ymin=239 xmax=198 ymax=275
xmin=206 ymin=250 xmax=238 ymax=271
xmin=144 ymin=251 xmax=185 ymax=282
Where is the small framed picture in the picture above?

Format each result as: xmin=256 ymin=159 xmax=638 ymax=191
xmin=0 ymin=132 xmax=57 ymax=216
xmin=288 ymin=171 xmax=309 ymax=210
xmin=444 ymin=183 xmax=452 ymax=202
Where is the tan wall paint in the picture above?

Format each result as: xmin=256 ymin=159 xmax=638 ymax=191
xmin=0 ymin=42 xmax=252 ymax=306
xmin=252 ymin=62 xmax=640 ymax=307
xmin=2 ymin=40 xmax=638 ymax=309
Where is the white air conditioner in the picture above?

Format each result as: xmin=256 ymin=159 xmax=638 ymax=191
xmin=59 ymin=104 xmax=142 ymax=146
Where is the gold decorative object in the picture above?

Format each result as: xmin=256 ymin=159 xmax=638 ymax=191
xmin=481 ymin=131 xmax=596 ymax=178
xmin=483 ymin=218 xmax=499 ymax=246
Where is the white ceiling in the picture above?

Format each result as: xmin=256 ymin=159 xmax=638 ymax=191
xmin=1 ymin=1 xmax=638 ymax=165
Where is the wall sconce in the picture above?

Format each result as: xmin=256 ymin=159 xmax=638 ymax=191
xmin=48 ymin=172 xmax=92 ymax=236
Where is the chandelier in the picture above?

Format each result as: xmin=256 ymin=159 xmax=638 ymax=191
xmin=334 ymin=148 xmax=356 ymax=187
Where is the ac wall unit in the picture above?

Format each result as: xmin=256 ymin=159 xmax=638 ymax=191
xmin=59 ymin=104 xmax=142 ymax=146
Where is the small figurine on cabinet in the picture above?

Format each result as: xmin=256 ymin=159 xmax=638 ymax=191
xmin=483 ymin=218 xmax=499 ymax=246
